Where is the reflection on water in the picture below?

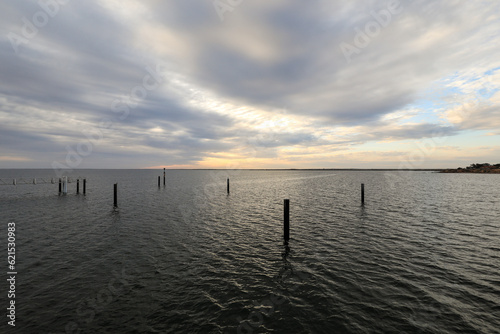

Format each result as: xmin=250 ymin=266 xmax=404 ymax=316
xmin=1 ymin=169 xmax=499 ymax=333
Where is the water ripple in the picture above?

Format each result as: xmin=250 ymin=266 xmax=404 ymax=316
xmin=1 ymin=170 xmax=499 ymax=333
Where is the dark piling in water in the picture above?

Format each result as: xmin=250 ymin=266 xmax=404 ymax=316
xmin=77 ymin=179 xmax=80 ymax=194
xmin=83 ymin=179 xmax=86 ymax=195
xmin=284 ymin=199 xmax=290 ymax=242
xmin=361 ymin=183 xmax=365 ymax=205
xmin=62 ymin=177 xmax=67 ymax=194
xmin=114 ymin=183 xmax=118 ymax=207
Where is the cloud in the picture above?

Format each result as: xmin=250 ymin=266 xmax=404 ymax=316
xmin=145 ymin=1 xmax=500 ymax=123
xmin=1 ymin=0 xmax=499 ymax=168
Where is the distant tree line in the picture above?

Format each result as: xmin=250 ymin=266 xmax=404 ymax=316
xmin=461 ymin=163 xmax=500 ymax=170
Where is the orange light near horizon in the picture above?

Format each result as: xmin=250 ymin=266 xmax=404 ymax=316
xmin=0 ymin=156 xmax=32 ymax=162
xmin=144 ymin=164 xmax=199 ymax=169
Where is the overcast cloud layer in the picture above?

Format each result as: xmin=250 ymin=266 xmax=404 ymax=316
xmin=1 ymin=0 xmax=500 ymax=169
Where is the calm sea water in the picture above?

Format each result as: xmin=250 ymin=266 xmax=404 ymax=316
xmin=1 ymin=169 xmax=499 ymax=333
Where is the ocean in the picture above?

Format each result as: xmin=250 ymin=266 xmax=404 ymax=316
xmin=1 ymin=169 xmax=499 ymax=333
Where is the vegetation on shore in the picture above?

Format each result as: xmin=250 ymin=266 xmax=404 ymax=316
xmin=441 ymin=163 xmax=500 ymax=173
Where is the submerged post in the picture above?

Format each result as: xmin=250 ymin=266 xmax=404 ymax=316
xmin=33 ymin=178 xmax=36 ymax=185
xmin=63 ymin=177 xmax=67 ymax=194
xmin=59 ymin=178 xmax=61 ymax=193
xmin=83 ymin=179 xmax=86 ymax=195
xmin=227 ymin=178 xmax=230 ymax=194
xmin=158 ymin=176 xmax=161 ymax=187
xmin=114 ymin=183 xmax=118 ymax=207
xmin=361 ymin=183 xmax=365 ymax=205
xmin=163 ymin=168 xmax=166 ymax=186
xmin=284 ymin=199 xmax=290 ymax=242
xmin=76 ymin=179 xmax=80 ymax=194
xmin=13 ymin=179 xmax=16 ymax=186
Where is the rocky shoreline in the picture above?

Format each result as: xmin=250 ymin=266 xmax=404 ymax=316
xmin=441 ymin=163 xmax=500 ymax=173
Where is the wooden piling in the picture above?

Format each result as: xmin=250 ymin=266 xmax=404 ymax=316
xmin=33 ymin=178 xmax=36 ymax=185
xmin=59 ymin=178 xmax=61 ymax=193
xmin=361 ymin=183 xmax=365 ymax=205
xmin=13 ymin=179 xmax=16 ymax=186
xmin=158 ymin=176 xmax=161 ymax=187
xmin=227 ymin=178 xmax=230 ymax=194
xmin=114 ymin=183 xmax=118 ymax=207
xmin=83 ymin=179 xmax=86 ymax=195
xmin=284 ymin=199 xmax=290 ymax=242
xmin=163 ymin=168 xmax=166 ymax=186
xmin=63 ymin=177 xmax=67 ymax=194
xmin=77 ymin=179 xmax=80 ymax=194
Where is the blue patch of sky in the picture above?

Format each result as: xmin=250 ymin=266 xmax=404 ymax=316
xmin=478 ymin=67 xmax=500 ymax=98
xmin=402 ymin=86 xmax=463 ymax=125
xmin=478 ymin=87 xmax=498 ymax=99
xmin=403 ymin=106 xmax=442 ymax=124
xmin=484 ymin=67 xmax=500 ymax=76
xmin=402 ymin=69 xmax=499 ymax=125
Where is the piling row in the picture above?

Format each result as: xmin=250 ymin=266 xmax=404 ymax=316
xmin=150 ymin=174 xmax=366 ymax=242
xmin=56 ymin=178 xmax=86 ymax=195
xmin=14 ymin=170 xmax=366 ymax=243
xmin=7 ymin=177 xmax=58 ymax=185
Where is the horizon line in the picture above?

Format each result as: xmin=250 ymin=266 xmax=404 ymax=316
xmin=0 ymin=168 xmax=445 ymax=171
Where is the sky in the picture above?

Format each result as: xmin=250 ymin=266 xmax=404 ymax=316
xmin=1 ymin=0 xmax=500 ymax=170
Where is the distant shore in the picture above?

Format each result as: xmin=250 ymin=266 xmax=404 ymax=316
xmin=441 ymin=163 xmax=500 ymax=173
